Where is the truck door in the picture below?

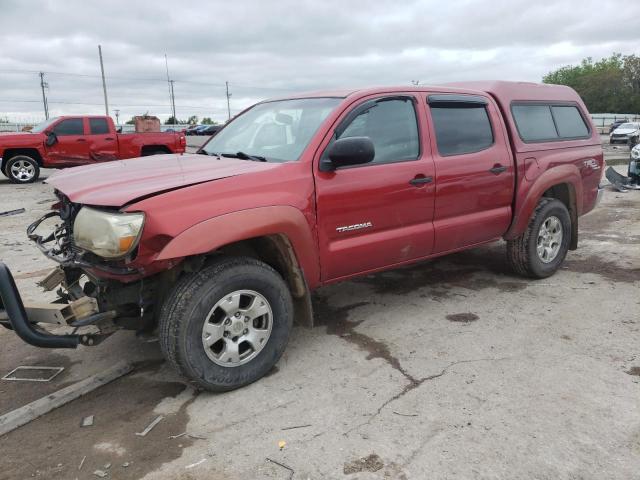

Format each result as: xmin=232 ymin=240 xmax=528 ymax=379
xmin=46 ymin=118 xmax=90 ymax=167
xmin=86 ymin=118 xmax=118 ymax=162
xmin=315 ymin=95 xmax=436 ymax=281
xmin=425 ymin=94 xmax=514 ymax=253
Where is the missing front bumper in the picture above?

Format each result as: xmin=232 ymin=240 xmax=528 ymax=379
xmin=0 ymin=262 xmax=112 ymax=348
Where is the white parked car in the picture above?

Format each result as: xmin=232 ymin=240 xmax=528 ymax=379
xmin=610 ymin=122 xmax=640 ymax=144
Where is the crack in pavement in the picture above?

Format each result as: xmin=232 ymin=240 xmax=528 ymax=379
xmin=344 ymin=356 xmax=514 ymax=436
xmin=312 ymin=295 xmax=515 ymax=436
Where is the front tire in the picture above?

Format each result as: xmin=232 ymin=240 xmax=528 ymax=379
xmin=507 ymin=198 xmax=571 ymax=279
xmin=5 ymin=155 xmax=40 ymax=184
xmin=159 ymin=256 xmax=293 ymax=392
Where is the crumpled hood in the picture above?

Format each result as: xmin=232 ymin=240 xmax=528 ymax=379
xmin=46 ymin=154 xmax=280 ymax=206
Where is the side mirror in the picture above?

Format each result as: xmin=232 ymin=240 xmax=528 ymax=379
xmin=321 ymin=136 xmax=375 ymax=171
xmin=45 ymin=132 xmax=57 ymax=147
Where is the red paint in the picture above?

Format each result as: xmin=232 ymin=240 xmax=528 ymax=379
xmin=0 ymin=115 xmax=185 ymax=170
xmin=44 ymin=82 xmax=603 ymax=289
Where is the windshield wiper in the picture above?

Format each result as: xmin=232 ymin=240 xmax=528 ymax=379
xmin=221 ymin=151 xmax=267 ymax=162
xmin=198 ymin=150 xmax=221 ymax=158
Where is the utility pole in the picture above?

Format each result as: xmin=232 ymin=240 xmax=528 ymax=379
xmin=114 ymin=109 xmax=120 ymax=126
xmin=164 ymin=54 xmax=176 ymax=122
xmin=169 ymin=80 xmax=176 ymax=124
xmin=39 ymin=72 xmax=49 ymax=120
xmin=98 ymin=45 xmax=109 ymax=116
xmin=225 ymin=81 xmax=231 ymax=121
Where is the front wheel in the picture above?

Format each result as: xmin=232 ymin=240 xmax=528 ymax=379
xmin=159 ymin=256 xmax=293 ymax=392
xmin=507 ymin=198 xmax=571 ymax=279
xmin=5 ymin=155 xmax=40 ymax=184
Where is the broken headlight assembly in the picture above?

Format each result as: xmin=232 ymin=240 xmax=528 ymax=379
xmin=73 ymin=207 xmax=145 ymax=259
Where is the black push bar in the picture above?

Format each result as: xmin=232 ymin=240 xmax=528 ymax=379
xmin=0 ymin=262 xmax=80 ymax=348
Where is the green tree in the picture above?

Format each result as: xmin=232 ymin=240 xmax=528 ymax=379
xmin=543 ymin=53 xmax=640 ymax=113
xmin=201 ymin=117 xmax=217 ymax=125
xmin=125 ymin=117 xmax=135 ymax=125
xmin=187 ymin=115 xmax=199 ymax=125
xmin=165 ymin=116 xmax=186 ymax=125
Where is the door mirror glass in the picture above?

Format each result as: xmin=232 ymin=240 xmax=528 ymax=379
xmin=45 ymin=132 xmax=57 ymax=147
xmin=324 ymin=136 xmax=375 ymax=170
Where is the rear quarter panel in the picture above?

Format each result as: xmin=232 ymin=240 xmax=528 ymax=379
xmin=116 ymin=132 xmax=185 ymax=158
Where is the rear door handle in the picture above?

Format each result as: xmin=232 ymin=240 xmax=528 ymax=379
xmin=489 ymin=164 xmax=507 ymax=175
xmin=76 ymin=138 xmax=87 ymax=142
xmin=409 ymin=176 xmax=433 ymax=186
xmin=105 ymin=137 xmax=114 ymax=141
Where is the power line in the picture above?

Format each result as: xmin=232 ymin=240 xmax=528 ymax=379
xmin=0 ymin=68 xmax=297 ymax=92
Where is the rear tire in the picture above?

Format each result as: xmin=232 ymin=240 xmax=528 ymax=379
xmin=5 ymin=155 xmax=40 ymax=184
xmin=159 ymin=256 xmax=293 ymax=392
xmin=507 ymin=198 xmax=571 ymax=279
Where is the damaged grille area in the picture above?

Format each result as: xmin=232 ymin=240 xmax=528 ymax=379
xmin=27 ymin=191 xmax=79 ymax=264
xmin=26 ymin=192 xmax=137 ymax=275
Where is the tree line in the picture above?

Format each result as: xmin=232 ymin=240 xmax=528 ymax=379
xmin=125 ymin=115 xmax=217 ymax=125
xmin=543 ymin=53 xmax=640 ymax=114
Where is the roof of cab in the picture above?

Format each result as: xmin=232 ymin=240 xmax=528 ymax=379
xmin=264 ymin=81 xmax=583 ymax=105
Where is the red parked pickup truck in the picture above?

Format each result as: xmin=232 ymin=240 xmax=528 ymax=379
xmin=0 ymin=115 xmax=186 ymax=183
xmin=0 ymin=81 xmax=604 ymax=391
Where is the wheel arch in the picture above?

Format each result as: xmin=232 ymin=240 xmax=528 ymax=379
xmin=2 ymin=148 xmax=43 ymax=171
xmin=155 ymin=206 xmax=319 ymax=327
xmin=504 ymin=165 xmax=582 ymax=250
xmin=140 ymin=145 xmax=171 ymax=156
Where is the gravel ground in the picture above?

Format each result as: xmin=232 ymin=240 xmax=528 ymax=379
xmin=0 ymin=161 xmax=638 ymax=480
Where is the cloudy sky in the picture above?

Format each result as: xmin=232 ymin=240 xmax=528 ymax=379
xmin=1 ymin=0 xmax=638 ymax=124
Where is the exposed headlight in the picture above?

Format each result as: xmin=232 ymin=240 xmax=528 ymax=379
xmin=73 ymin=207 xmax=145 ymax=259
xmin=632 ymin=145 xmax=640 ymax=160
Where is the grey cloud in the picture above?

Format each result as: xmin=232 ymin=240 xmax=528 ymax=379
xmin=0 ymin=0 xmax=638 ymax=123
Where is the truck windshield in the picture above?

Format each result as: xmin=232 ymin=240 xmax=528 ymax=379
xmin=31 ymin=117 xmax=59 ymax=133
xmin=201 ymin=97 xmax=342 ymax=162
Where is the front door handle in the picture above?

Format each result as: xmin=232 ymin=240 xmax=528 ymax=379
xmin=105 ymin=137 xmax=115 ymax=141
xmin=489 ymin=164 xmax=507 ymax=175
xmin=76 ymin=138 xmax=87 ymax=142
xmin=409 ymin=176 xmax=433 ymax=186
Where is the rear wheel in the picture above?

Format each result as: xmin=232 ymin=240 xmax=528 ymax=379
xmin=5 ymin=155 xmax=40 ymax=184
xmin=507 ymin=198 xmax=571 ymax=279
xmin=159 ymin=256 xmax=293 ymax=391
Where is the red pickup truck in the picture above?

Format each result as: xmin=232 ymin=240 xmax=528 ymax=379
xmin=0 ymin=115 xmax=186 ymax=183
xmin=0 ymin=81 xmax=604 ymax=391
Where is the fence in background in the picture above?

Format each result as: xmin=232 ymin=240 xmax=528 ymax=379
xmin=0 ymin=123 xmax=186 ymax=133
xmin=591 ymin=115 xmax=640 ymax=128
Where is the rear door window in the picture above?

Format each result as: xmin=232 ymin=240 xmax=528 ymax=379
xmin=89 ymin=118 xmax=110 ymax=135
xmin=429 ymin=100 xmax=494 ymax=156
xmin=53 ymin=118 xmax=84 ymax=136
